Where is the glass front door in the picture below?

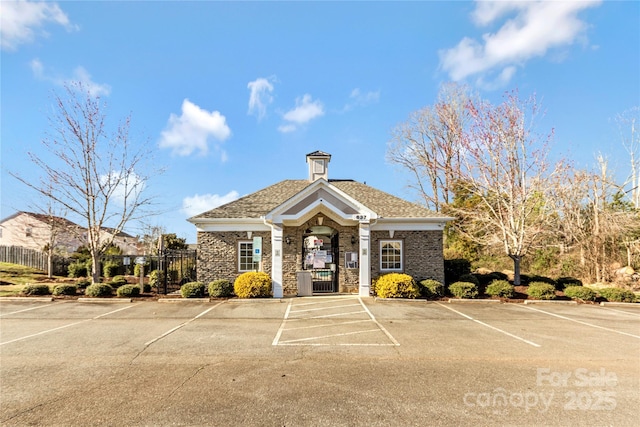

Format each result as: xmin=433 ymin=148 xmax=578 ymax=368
xmin=302 ymin=227 xmax=339 ymax=293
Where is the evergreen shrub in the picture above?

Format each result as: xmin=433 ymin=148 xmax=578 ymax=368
xmin=117 ymin=284 xmax=141 ymax=297
xmin=53 ymin=284 xmax=77 ymax=296
xmin=598 ymin=288 xmax=636 ymax=303
xmin=485 ymin=280 xmax=514 ymax=298
xmin=208 ymin=279 xmax=234 ymax=297
xmin=234 ymin=272 xmax=272 ymax=298
xmin=22 ymin=284 xmax=51 ymax=296
xmin=180 ymin=282 xmax=205 ymax=298
xmin=68 ymin=261 xmax=88 ymax=278
xmin=448 ymin=282 xmax=478 ymax=299
xmin=563 ymin=286 xmax=596 ymax=301
xmin=85 ymin=283 xmax=114 ymax=297
xmin=419 ymin=279 xmax=445 ymax=298
xmin=375 ymin=273 xmax=420 ymax=298
xmin=110 ymin=275 xmax=127 ymax=287
xmin=527 ymin=282 xmax=556 ymax=300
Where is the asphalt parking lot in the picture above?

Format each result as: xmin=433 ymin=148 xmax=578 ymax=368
xmin=1 ymin=296 xmax=639 ymax=426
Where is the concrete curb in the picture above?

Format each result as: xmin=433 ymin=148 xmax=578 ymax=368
xmin=77 ymin=298 xmax=133 ymax=303
xmin=600 ymin=301 xmax=640 ymax=307
xmin=226 ymin=298 xmax=285 ymax=303
xmin=448 ymin=298 xmax=501 ymax=303
xmin=524 ymin=299 xmax=577 ymax=305
xmin=374 ymin=297 xmax=438 ymax=303
xmin=0 ymin=297 xmax=54 ymax=302
xmin=157 ymin=298 xmax=211 ymax=303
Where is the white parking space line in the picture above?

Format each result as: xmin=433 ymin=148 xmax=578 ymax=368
xmin=0 ymin=304 xmax=139 ymax=346
xmin=273 ymin=297 xmax=399 ymax=346
xmin=600 ymin=307 xmax=640 ymax=318
xmin=436 ymin=303 xmax=541 ymax=348
xmin=0 ymin=303 xmax=62 ymax=317
xmin=144 ymin=302 xmax=224 ymax=347
xmin=520 ymin=305 xmax=640 ymax=339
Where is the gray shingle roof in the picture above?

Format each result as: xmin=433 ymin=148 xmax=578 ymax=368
xmin=191 ymin=179 xmax=448 ymax=220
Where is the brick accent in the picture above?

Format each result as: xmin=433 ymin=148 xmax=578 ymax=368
xmin=370 ymin=230 xmax=445 ymax=283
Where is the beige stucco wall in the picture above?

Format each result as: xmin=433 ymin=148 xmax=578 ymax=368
xmin=0 ymin=214 xmax=83 ymax=255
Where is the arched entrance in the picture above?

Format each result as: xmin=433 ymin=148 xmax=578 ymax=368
xmin=302 ymin=225 xmax=339 ymax=293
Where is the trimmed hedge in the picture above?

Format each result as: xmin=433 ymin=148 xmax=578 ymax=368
xmin=485 ymin=280 xmax=514 ymax=298
xmin=448 ymin=282 xmax=478 ymax=299
xmin=76 ymin=279 xmax=91 ymax=289
xmin=117 ymin=284 xmax=141 ymax=297
xmin=68 ymin=261 xmax=89 ymax=278
xmin=419 ymin=279 xmax=445 ymax=298
xmin=110 ymin=275 xmax=127 ymax=288
xmin=53 ymin=284 xmax=78 ymax=296
xmin=563 ymin=286 xmax=596 ymax=302
xmin=458 ymin=274 xmax=480 ymax=287
xmin=234 ymin=272 xmax=272 ymax=298
xmin=180 ymin=282 xmax=205 ymax=298
xmin=598 ymin=288 xmax=636 ymax=303
xmin=85 ymin=283 xmax=114 ymax=297
xmin=208 ymin=279 xmax=234 ymax=298
xmin=375 ymin=273 xmax=420 ymax=299
xmin=22 ymin=284 xmax=51 ymax=296
xmin=526 ymin=282 xmax=556 ymax=300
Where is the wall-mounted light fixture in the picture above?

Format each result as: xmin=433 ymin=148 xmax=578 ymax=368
xmin=285 ymin=236 xmax=291 ymax=245
xmin=351 ymin=235 xmax=357 ymax=245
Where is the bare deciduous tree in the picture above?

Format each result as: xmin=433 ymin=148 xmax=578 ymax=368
xmin=615 ymin=106 xmax=640 ymax=209
xmin=11 ymin=82 xmax=157 ymax=283
xmin=387 ymin=83 xmax=472 ymax=211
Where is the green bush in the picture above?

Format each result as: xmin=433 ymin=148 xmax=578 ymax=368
xmin=375 ymin=273 xmax=420 ymax=299
xmin=102 ymin=260 xmax=119 ymax=278
xmin=22 ymin=283 xmax=51 ymax=296
xmin=448 ymin=282 xmax=478 ymax=299
xmin=110 ymin=275 xmax=127 ymax=287
xmin=52 ymin=284 xmax=77 ymax=296
xmin=149 ymin=270 xmax=164 ymax=287
xmin=208 ymin=279 xmax=234 ymax=297
xmin=180 ymin=281 xmax=205 ymax=298
xmin=418 ymin=279 xmax=445 ymax=298
xmin=234 ymin=272 xmax=272 ymax=298
xmin=563 ymin=286 xmax=596 ymax=301
xmin=485 ymin=280 xmax=514 ymax=298
xmin=68 ymin=261 xmax=89 ymax=278
xmin=598 ymin=288 xmax=636 ymax=303
xmin=528 ymin=275 xmax=556 ymax=287
xmin=527 ymin=282 xmax=556 ymax=300
xmin=142 ymin=283 xmax=151 ymax=293
xmin=458 ymin=273 xmax=480 ymax=287
xmin=133 ymin=262 xmax=150 ymax=277
xmin=85 ymin=283 xmax=114 ymax=297
xmin=76 ymin=279 xmax=91 ymax=289
xmin=555 ymin=277 xmax=583 ymax=290
xmin=474 ymin=272 xmax=507 ymax=286
xmin=117 ymin=284 xmax=141 ymax=297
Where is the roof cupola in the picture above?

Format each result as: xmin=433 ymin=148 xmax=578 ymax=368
xmin=306 ymin=150 xmax=331 ymax=182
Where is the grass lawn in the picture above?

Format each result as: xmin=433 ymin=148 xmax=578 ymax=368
xmin=0 ymin=262 xmax=68 ymax=296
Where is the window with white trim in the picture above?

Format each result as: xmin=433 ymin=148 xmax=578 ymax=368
xmin=380 ymin=240 xmax=402 ymax=271
xmin=238 ymin=241 xmax=259 ymax=272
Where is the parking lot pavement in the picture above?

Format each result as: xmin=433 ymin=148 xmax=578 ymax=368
xmin=1 ymin=298 xmax=639 ymax=426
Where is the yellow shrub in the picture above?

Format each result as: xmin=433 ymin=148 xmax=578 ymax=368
xmin=234 ymin=272 xmax=272 ymax=298
xmin=375 ymin=273 xmax=419 ymax=298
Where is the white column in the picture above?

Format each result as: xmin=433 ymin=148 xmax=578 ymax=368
xmin=271 ymin=223 xmax=284 ymax=298
xmin=358 ymin=223 xmax=371 ymax=296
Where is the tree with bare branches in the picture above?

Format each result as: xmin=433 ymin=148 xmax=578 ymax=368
xmin=11 ymin=83 xmax=157 ymax=283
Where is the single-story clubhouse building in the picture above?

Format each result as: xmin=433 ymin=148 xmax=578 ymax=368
xmin=189 ymin=151 xmax=453 ymax=297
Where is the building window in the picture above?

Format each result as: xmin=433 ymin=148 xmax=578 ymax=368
xmin=25 ymin=227 xmax=33 ymax=238
xmin=238 ymin=241 xmax=259 ymax=272
xmin=380 ymin=240 xmax=402 ymax=271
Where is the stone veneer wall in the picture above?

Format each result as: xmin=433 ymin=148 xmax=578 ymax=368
xmin=196 ymin=231 xmax=272 ymax=285
xmin=370 ymin=230 xmax=445 ymax=284
xmin=281 ymin=214 xmax=360 ymax=295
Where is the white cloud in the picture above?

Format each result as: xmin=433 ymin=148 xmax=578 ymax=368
xmin=30 ymin=58 xmax=111 ymax=96
xmin=247 ymin=76 xmax=275 ymax=120
xmin=279 ymin=94 xmax=324 ymax=133
xmin=343 ymin=88 xmax=380 ymax=111
xmin=1 ymin=0 xmax=77 ymax=51
xmin=182 ymin=191 xmax=240 ymax=217
xmin=439 ymin=0 xmax=601 ymax=88
xmin=159 ymin=99 xmax=231 ymax=157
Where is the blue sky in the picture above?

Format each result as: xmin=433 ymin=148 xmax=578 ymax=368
xmin=1 ymin=1 xmax=638 ymax=244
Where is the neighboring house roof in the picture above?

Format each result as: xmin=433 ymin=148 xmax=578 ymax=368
xmin=191 ymin=179 xmax=449 ymax=220
xmin=0 ymin=211 xmax=136 ymax=238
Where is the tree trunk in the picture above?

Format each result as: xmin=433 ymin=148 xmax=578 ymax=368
xmin=509 ymin=254 xmax=522 ymax=286
xmin=91 ymin=253 xmax=101 ymax=284
xmin=47 ymin=248 xmax=53 ymax=279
